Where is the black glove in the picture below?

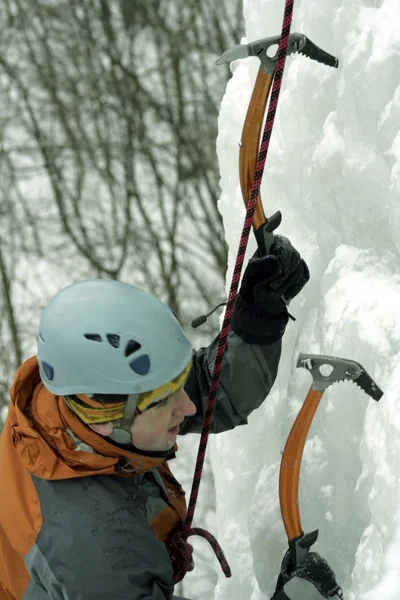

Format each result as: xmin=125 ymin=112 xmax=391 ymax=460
xmin=272 ymin=550 xmax=343 ymax=600
xmin=231 ymin=235 xmax=310 ymax=345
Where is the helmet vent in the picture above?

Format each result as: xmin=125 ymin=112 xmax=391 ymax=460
xmin=41 ymin=361 xmax=55 ymax=381
xmin=106 ymin=334 xmax=121 ymax=348
xmin=129 ymin=354 xmax=150 ymax=375
xmin=125 ymin=339 xmax=141 ymax=357
xmin=84 ymin=333 xmax=103 ymax=342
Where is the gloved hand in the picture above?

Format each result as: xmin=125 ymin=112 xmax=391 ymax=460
xmin=231 ymin=235 xmax=310 ymax=345
xmin=272 ymin=550 xmax=343 ymax=600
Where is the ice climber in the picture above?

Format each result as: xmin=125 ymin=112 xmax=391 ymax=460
xmin=0 ymin=235 xmax=342 ymax=599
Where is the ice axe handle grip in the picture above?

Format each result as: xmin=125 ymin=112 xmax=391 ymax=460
xmin=254 ymin=211 xmax=295 ymax=320
xmin=289 ymin=530 xmax=319 ymax=567
xmin=254 ymin=210 xmax=282 ymax=255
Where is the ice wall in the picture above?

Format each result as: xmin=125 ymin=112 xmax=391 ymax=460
xmin=212 ymin=1 xmax=400 ymax=598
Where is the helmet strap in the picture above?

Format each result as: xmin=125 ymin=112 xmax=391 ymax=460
xmin=109 ymin=393 xmax=139 ymax=445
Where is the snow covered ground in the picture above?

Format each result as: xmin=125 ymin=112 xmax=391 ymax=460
xmin=211 ymin=0 xmax=400 ymax=598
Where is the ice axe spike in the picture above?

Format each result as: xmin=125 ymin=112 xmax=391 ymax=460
xmin=279 ymin=353 xmax=383 ymax=567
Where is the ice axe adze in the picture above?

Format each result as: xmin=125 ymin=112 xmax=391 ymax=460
xmin=279 ymin=353 xmax=383 ymax=567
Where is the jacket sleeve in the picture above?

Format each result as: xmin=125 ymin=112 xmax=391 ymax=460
xmin=180 ymin=329 xmax=281 ymax=435
xmin=25 ymin=475 xmax=192 ymax=600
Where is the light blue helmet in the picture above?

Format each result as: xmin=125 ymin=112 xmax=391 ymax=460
xmin=37 ymin=279 xmax=193 ymax=397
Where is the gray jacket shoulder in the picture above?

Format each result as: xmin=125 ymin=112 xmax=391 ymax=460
xmin=181 ymin=330 xmax=281 ymax=435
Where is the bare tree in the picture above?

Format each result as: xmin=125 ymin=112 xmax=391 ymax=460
xmin=1 ymin=0 xmax=241 ymax=299
xmin=0 ymin=4 xmax=244 ymax=596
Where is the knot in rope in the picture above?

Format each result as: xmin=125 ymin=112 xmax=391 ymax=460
xmin=166 ymin=527 xmax=194 ymax=584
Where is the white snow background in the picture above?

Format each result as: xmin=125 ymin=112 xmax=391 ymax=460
xmin=210 ymin=0 xmax=400 ymax=598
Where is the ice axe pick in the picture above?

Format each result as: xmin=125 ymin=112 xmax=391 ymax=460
xmin=279 ymin=353 xmax=383 ymax=566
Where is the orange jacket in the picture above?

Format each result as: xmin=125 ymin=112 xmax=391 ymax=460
xmin=0 ymin=357 xmax=186 ymax=600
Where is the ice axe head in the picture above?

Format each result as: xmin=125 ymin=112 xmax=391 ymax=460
xmin=297 ymin=353 xmax=383 ymax=401
xmin=216 ymin=33 xmax=339 ymax=74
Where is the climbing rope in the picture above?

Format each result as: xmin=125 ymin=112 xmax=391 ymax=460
xmin=166 ymin=0 xmax=295 ymax=583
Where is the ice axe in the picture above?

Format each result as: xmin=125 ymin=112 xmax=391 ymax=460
xmin=217 ymin=34 xmax=338 ymax=317
xmin=279 ymin=353 xmax=383 ymax=567
xmin=217 ymin=34 xmax=338 ymax=256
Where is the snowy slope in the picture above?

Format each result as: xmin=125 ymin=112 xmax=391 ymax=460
xmin=212 ymin=0 xmax=400 ymax=598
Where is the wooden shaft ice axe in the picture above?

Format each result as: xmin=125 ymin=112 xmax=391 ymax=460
xmin=279 ymin=353 xmax=383 ymax=566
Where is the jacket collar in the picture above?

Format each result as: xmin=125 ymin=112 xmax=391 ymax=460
xmin=10 ymin=356 xmax=177 ymax=479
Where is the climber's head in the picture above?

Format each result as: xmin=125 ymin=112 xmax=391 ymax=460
xmin=37 ymin=279 xmax=196 ymax=450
